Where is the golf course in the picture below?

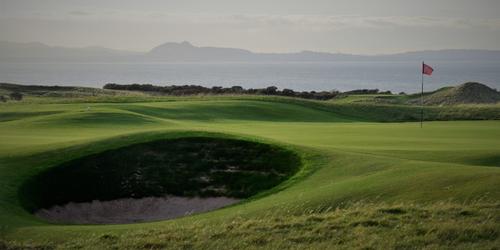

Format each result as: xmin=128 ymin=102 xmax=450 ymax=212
xmin=0 ymin=85 xmax=499 ymax=249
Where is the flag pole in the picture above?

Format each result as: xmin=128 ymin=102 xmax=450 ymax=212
xmin=420 ymin=61 xmax=424 ymax=128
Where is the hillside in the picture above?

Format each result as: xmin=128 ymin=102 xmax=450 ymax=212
xmin=410 ymin=82 xmax=500 ymax=105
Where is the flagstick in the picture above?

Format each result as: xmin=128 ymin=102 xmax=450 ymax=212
xmin=420 ymin=61 xmax=424 ymax=128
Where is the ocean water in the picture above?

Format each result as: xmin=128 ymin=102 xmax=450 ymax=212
xmin=1 ymin=61 xmax=499 ymax=93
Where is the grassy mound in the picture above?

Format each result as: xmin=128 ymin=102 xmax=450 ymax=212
xmin=410 ymin=82 xmax=500 ymax=105
xmin=20 ymin=137 xmax=301 ymax=212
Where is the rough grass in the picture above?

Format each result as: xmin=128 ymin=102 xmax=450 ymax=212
xmin=409 ymin=82 xmax=500 ymax=105
xmin=2 ymin=201 xmax=498 ymax=249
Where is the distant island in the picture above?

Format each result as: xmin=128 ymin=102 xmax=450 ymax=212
xmin=2 ymin=40 xmax=500 ymax=62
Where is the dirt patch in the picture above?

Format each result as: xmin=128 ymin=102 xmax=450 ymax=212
xmin=35 ymin=196 xmax=240 ymax=224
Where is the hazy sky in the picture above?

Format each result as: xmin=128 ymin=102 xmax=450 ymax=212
xmin=1 ymin=0 xmax=500 ymax=54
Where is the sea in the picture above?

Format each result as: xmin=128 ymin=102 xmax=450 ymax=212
xmin=1 ymin=61 xmax=499 ymax=93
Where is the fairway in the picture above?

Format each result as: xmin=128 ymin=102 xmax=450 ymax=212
xmin=0 ymin=97 xmax=499 ymax=249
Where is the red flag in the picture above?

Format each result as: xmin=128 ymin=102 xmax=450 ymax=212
xmin=422 ymin=63 xmax=434 ymax=75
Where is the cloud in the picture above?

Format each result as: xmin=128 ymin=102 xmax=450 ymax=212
xmin=2 ymin=11 xmax=499 ymax=53
xmin=68 ymin=11 xmax=91 ymax=16
xmin=11 ymin=9 xmax=500 ymax=31
xmin=209 ymin=15 xmax=500 ymax=30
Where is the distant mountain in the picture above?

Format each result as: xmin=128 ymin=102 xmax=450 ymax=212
xmin=410 ymin=82 xmax=500 ymax=105
xmin=2 ymin=40 xmax=500 ymax=62
xmin=0 ymin=41 xmax=139 ymax=62
xmin=145 ymin=42 xmax=364 ymax=61
xmin=146 ymin=41 xmax=256 ymax=61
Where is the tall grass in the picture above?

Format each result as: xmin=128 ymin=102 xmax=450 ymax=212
xmin=2 ymin=201 xmax=498 ymax=249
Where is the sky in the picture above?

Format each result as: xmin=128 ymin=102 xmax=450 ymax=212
xmin=1 ymin=0 xmax=500 ymax=54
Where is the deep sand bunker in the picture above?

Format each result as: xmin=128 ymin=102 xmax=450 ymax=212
xmin=21 ymin=137 xmax=301 ymax=224
xmin=35 ymin=196 xmax=240 ymax=224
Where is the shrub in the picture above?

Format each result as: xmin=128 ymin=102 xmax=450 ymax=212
xmin=103 ymin=83 xmax=341 ymax=100
xmin=9 ymin=92 xmax=23 ymax=101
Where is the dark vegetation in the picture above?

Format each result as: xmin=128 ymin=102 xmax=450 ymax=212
xmin=0 ymin=82 xmax=78 ymax=92
xmin=8 ymin=92 xmax=23 ymax=101
xmin=343 ymin=89 xmax=392 ymax=95
xmin=103 ymin=83 xmax=342 ymax=100
xmin=103 ymin=83 xmax=398 ymax=100
xmin=20 ymin=137 xmax=301 ymax=212
xmin=0 ymin=82 xmax=132 ymax=98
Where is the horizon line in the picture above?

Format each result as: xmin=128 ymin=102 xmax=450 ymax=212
xmin=2 ymin=40 xmax=500 ymax=57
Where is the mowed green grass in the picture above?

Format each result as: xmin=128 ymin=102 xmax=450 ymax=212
xmin=0 ymin=97 xmax=499 ymax=249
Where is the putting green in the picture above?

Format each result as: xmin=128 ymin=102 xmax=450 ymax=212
xmin=0 ymin=97 xmax=499 ymax=249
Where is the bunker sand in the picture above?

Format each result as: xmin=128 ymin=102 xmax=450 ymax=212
xmin=35 ymin=196 xmax=240 ymax=224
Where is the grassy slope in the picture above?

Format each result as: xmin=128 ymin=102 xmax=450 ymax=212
xmin=0 ymin=97 xmax=499 ymax=249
